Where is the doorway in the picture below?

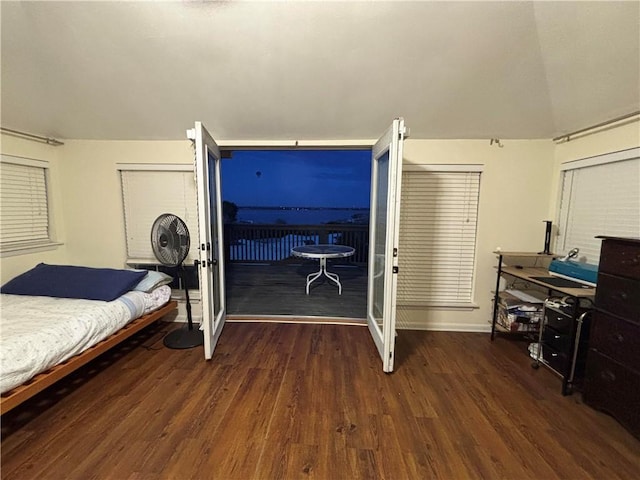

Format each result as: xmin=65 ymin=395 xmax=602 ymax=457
xmin=220 ymin=149 xmax=371 ymax=319
xmin=193 ymin=118 xmax=406 ymax=371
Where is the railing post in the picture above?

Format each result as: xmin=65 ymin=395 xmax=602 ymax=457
xmin=225 ymin=223 xmax=368 ymax=264
xmin=223 ymin=224 xmax=231 ymax=264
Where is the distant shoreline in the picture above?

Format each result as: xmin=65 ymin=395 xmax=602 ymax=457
xmin=237 ymin=206 xmax=369 ymax=211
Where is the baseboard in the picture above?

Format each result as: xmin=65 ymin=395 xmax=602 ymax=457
xmin=165 ymin=314 xmax=490 ymax=332
xmin=396 ymin=321 xmax=491 ymax=332
xmin=227 ymin=315 xmax=367 ymax=326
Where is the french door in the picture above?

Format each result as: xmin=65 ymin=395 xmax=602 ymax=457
xmin=191 ymin=121 xmax=227 ymax=360
xmin=367 ymin=118 xmax=407 ymax=372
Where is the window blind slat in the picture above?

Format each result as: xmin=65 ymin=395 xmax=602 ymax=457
xmin=398 ymin=170 xmax=480 ymax=305
xmin=120 ymin=170 xmax=198 ymax=263
xmin=0 ymin=157 xmax=51 ymax=248
xmin=557 ymin=155 xmax=640 ymax=264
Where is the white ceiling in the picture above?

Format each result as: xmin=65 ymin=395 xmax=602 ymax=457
xmin=1 ymin=1 xmax=639 ymax=142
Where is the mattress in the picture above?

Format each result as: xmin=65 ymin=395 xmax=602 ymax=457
xmin=0 ymin=285 xmax=171 ymax=394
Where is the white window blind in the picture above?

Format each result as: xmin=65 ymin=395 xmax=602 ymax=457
xmin=557 ymin=149 xmax=640 ymax=264
xmin=398 ymin=167 xmax=481 ymax=306
xmin=120 ymin=168 xmax=198 ymax=263
xmin=0 ymin=155 xmax=51 ymax=251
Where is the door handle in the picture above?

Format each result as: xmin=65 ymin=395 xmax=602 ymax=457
xmin=197 ymin=258 xmax=218 ymax=267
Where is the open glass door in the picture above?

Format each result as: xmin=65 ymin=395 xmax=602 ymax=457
xmin=367 ymin=118 xmax=407 ymax=372
xmin=190 ymin=121 xmax=226 ymax=360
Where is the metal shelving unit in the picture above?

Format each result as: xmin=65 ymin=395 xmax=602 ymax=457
xmin=491 ymin=251 xmax=595 ymax=395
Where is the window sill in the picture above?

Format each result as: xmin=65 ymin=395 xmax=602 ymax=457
xmin=398 ymin=302 xmax=479 ymax=311
xmin=0 ymin=242 xmax=63 ymax=258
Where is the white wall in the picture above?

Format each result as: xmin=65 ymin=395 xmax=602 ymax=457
xmin=0 ymin=134 xmax=69 ymax=284
xmin=397 ymin=122 xmax=639 ymax=331
xmin=548 ymin=121 xmax=640 ymax=218
xmin=4 ymin=126 xmax=636 ymax=331
xmin=59 ymin=140 xmax=193 ymax=267
xmin=58 ymin=140 xmax=194 ymax=323
xmin=398 ymin=139 xmax=555 ymax=331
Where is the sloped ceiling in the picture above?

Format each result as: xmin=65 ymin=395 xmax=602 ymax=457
xmin=1 ymin=1 xmax=638 ymax=141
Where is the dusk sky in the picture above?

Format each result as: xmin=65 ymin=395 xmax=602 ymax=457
xmin=221 ymin=150 xmax=372 ymax=208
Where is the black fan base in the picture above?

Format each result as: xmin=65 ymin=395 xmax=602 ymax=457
xmin=163 ymin=325 xmax=204 ymax=349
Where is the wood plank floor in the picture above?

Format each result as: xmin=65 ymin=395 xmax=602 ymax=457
xmin=2 ymin=321 xmax=639 ymax=480
xmin=226 ymin=263 xmax=367 ymax=318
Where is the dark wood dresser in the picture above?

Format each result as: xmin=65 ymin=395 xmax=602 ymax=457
xmin=583 ymin=236 xmax=640 ymax=439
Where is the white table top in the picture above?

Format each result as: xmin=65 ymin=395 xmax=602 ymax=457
xmin=291 ymin=244 xmax=355 ymax=259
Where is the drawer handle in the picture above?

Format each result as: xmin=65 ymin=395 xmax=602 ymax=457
xmin=600 ymin=370 xmax=616 ymax=382
xmin=550 ymin=353 xmax=559 ymax=358
xmin=622 ymin=256 xmax=640 ymax=267
xmin=618 ymin=291 xmax=628 ymax=301
xmin=554 ymin=335 xmax=561 ymax=339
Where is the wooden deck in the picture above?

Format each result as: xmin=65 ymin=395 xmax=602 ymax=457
xmin=225 ymin=262 xmax=367 ymax=319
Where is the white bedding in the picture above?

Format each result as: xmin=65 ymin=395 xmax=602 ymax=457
xmin=0 ymin=285 xmax=171 ymax=394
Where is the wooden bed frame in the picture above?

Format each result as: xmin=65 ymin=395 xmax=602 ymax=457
xmin=0 ymin=300 xmax=178 ymax=415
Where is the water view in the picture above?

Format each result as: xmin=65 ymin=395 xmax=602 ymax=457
xmin=236 ymin=206 xmax=369 ymax=225
xmin=222 ymin=149 xmax=371 ymax=226
xmin=221 ymin=150 xmax=371 ymax=262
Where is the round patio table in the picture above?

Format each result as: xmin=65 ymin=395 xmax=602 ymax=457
xmin=291 ymin=244 xmax=355 ymax=295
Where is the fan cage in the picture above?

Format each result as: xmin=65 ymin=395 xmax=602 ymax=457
xmin=151 ymin=214 xmax=190 ymax=267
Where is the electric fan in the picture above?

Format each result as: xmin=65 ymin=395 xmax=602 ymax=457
xmin=151 ymin=213 xmax=203 ymax=349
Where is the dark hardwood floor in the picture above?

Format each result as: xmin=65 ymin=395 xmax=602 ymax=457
xmin=2 ymin=321 xmax=639 ymax=479
xmin=226 ymin=262 xmax=367 ymax=318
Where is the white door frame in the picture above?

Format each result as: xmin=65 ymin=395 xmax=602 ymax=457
xmin=366 ymin=118 xmax=407 ymax=372
xmin=191 ymin=121 xmax=227 ymax=360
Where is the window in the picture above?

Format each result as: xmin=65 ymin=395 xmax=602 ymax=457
xmin=0 ymin=154 xmax=56 ymax=255
xmin=557 ymin=148 xmax=640 ymax=264
xmin=119 ymin=165 xmax=198 ymax=265
xmin=397 ymin=164 xmax=482 ymax=307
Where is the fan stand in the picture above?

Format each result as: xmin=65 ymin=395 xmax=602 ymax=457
xmin=163 ymin=266 xmax=204 ymax=349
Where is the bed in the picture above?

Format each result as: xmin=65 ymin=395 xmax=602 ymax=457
xmin=0 ymin=264 xmax=178 ymax=414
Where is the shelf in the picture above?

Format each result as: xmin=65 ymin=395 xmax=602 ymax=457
xmin=491 ymin=250 xmax=593 ymax=396
xmin=492 ymin=321 xmax=538 ymax=337
xmin=500 ymin=266 xmax=595 ymax=298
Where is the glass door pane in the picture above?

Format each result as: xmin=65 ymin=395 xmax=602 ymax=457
xmin=193 ymin=121 xmax=227 ymax=360
xmin=367 ymin=118 xmax=406 ymax=372
xmin=373 ymin=151 xmax=390 ymax=324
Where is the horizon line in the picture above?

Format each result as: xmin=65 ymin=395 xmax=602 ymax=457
xmin=235 ymin=206 xmax=370 ymax=211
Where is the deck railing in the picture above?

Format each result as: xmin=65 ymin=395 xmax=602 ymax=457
xmin=224 ymin=223 xmax=369 ymax=264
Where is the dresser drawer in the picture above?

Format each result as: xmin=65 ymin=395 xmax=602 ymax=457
xmin=599 ymin=239 xmax=640 ymax=280
xmin=590 ymin=311 xmax=640 ymax=371
xmin=542 ymin=328 xmax=570 ymax=353
xmin=583 ymin=351 xmax=640 ymax=439
xmin=595 ymin=273 xmax=640 ymax=323
xmin=542 ymin=344 xmax=568 ymax=375
xmin=544 ymin=308 xmax=573 ymax=335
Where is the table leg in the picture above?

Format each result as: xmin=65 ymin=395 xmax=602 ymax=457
xmin=305 ymin=262 xmax=324 ymax=294
xmin=324 ymin=269 xmax=342 ymax=295
xmin=305 ymin=257 xmax=342 ymax=295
